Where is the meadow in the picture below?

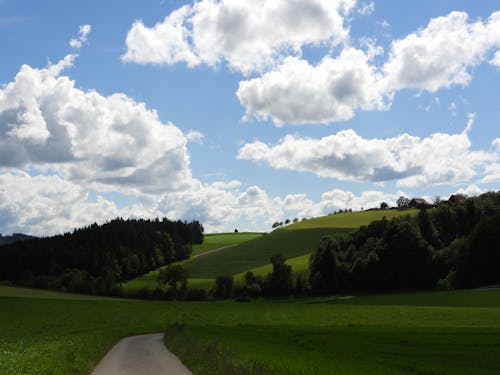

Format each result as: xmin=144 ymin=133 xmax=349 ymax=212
xmin=123 ymin=231 xmax=262 ymax=292
xmin=125 ymin=209 xmax=417 ymax=292
xmin=191 ymin=232 xmax=262 ymax=256
xmin=2 ymin=284 xmax=500 ymax=374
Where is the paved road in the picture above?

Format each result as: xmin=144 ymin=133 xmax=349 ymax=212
xmin=91 ymin=333 xmax=193 ymax=375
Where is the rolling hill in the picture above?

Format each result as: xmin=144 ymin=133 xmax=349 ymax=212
xmin=125 ymin=209 xmax=417 ymax=292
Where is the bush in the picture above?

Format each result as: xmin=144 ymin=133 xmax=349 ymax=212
xmin=247 ymin=283 xmax=261 ymax=298
xmin=185 ymin=288 xmax=208 ymax=301
xmin=212 ymin=275 xmax=233 ymax=299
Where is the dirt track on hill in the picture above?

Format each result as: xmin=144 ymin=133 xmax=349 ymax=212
xmin=91 ymin=333 xmax=193 ymax=375
xmin=191 ymin=244 xmax=236 ymax=259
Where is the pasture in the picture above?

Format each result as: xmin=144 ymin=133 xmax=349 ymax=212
xmin=191 ymin=232 xmax=262 ymax=256
xmin=2 ymin=285 xmax=500 ymax=374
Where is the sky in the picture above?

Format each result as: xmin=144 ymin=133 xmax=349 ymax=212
xmin=0 ymin=0 xmax=499 ymax=236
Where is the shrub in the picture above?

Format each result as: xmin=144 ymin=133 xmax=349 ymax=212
xmin=213 ymin=275 xmax=233 ymax=299
xmin=185 ymin=288 xmax=208 ymax=301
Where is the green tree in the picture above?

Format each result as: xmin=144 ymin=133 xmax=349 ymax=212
xmin=158 ymin=264 xmax=189 ymax=326
xmin=397 ymin=196 xmax=410 ymax=209
xmin=157 ymin=264 xmax=188 ymax=294
xmin=266 ymin=253 xmax=292 ymax=295
xmin=309 ymin=236 xmax=338 ymax=294
xmin=213 ymin=275 xmax=234 ymax=299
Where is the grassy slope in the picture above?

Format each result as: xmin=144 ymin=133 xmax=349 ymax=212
xmin=125 ymin=210 xmax=417 ymax=292
xmin=286 ymin=209 xmax=417 ymax=230
xmin=2 ymin=285 xmax=500 ymax=375
xmin=123 ymin=232 xmax=261 ymax=292
xmin=192 ymin=232 xmax=262 ymax=256
xmin=183 ymin=209 xmax=417 ymax=279
xmin=233 ymin=253 xmax=311 ymax=283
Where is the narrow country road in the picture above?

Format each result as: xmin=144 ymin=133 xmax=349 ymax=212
xmin=91 ymin=333 xmax=193 ymax=375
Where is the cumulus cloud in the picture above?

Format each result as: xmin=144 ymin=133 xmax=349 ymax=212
xmin=69 ymin=24 xmax=91 ymax=49
xmin=357 ymin=1 xmax=374 ymax=16
xmin=298 ymin=189 xmax=404 ymax=218
xmin=492 ymin=138 xmax=500 ymax=152
xmin=122 ymin=0 xmax=356 ymax=75
xmin=237 ymin=10 xmax=500 ymax=125
xmin=185 ymin=130 xmax=205 ymax=144
xmin=0 ymin=54 xmax=304 ymax=235
xmin=238 ymin=125 xmax=495 ymax=187
xmin=156 ymin=180 xmax=406 ymax=232
xmin=0 ymin=55 xmax=194 ymax=194
xmin=0 ymin=171 xmax=159 ymax=236
xmin=479 ymin=139 xmax=500 ymax=184
xmin=237 ymin=48 xmax=389 ymax=125
xmin=490 ymin=50 xmax=500 ymax=67
xmin=481 ymin=163 xmax=500 ymax=184
xmin=453 ymin=184 xmax=484 ymax=197
xmin=382 ymin=11 xmax=500 ymax=92
xmin=124 ymin=6 xmax=500 ymax=126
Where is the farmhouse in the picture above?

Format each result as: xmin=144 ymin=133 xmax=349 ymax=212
xmin=409 ymin=198 xmax=431 ymax=209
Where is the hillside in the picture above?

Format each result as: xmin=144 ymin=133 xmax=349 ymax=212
xmin=284 ymin=209 xmax=418 ymax=230
xmin=182 ymin=209 xmax=418 ymax=279
xmin=191 ymin=232 xmax=262 ymax=256
xmin=126 ymin=209 xmax=417 ymax=292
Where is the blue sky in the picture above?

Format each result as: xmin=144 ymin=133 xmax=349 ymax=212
xmin=0 ymin=0 xmax=499 ymax=235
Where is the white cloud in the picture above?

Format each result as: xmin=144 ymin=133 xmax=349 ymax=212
xmin=123 ymin=6 xmax=500 ymax=126
xmin=378 ymin=19 xmax=390 ymax=29
xmin=237 ymin=48 xmax=389 ymax=125
xmin=122 ymin=0 xmax=356 ymax=75
xmin=448 ymin=101 xmax=457 ymax=116
xmin=186 ymin=130 xmax=205 ymax=144
xmin=453 ymin=184 xmax=484 ymax=197
xmin=238 ymin=125 xmax=495 ymax=187
xmin=238 ymin=10 xmax=500 ymax=126
xmin=0 ymin=171 xmax=158 ymax=236
xmin=492 ymin=138 xmax=500 ymax=152
xmin=0 ymin=55 xmax=194 ymax=194
xmin=490 ymin=50 xmax=500 ymax=67
xmin=382 ymin=11 xmax=500 ymax=92
xmin=210 ymin=180 xmax=242 ymax=190
xmin=298 ymin=189 xmax=404 ymax=218
xmin=69 ymin=24 xmax=91 ymax=49
xmin=357 ymin=1 xmax=374 ymax=16
xmin=156 ymin=182 xmax=286 ymax=232
xmin=481 ymin=164 xmax=500 ymax=184
xmin=156 ymin=180 xmax=407 ymax=232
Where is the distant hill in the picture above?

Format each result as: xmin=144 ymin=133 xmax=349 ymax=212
xmin=0 ymin=233 xmax=35 ymax=246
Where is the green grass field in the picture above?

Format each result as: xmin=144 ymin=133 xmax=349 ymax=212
xmin=286 ymin=209 xmax=417 ymax=230
xmin=192 ymin=232 xmax=262 ymax=256
xmin=2 ymin=284 xmax=500 ymax=374
xmin=234 ymin=253 xmax=311 ymax=283
xmin=125 ymin=209 xmax=418 ymax=292
xmin=123 ymin=232 xmax=262 ymax=293
xmin=182 ymin=209 xmax=417 ymax=279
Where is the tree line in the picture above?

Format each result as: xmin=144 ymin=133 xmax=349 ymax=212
xmin=0 ymin=218 xmax=203 ymax=295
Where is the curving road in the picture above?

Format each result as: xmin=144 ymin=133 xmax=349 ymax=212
xmin=91 ymin=333 xmax=193 ymax=375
